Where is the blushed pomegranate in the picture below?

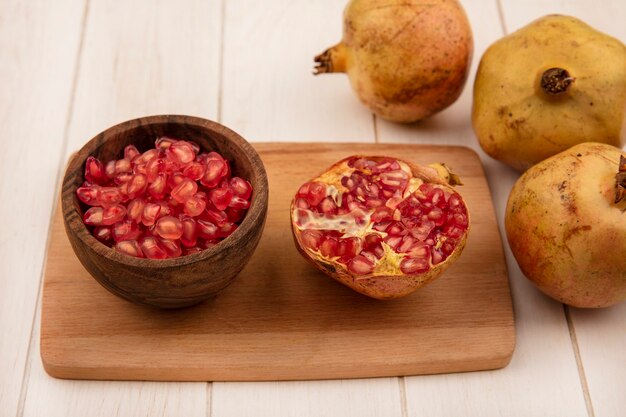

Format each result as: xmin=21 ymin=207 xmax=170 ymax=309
xmin=506 ymin=142 xmax=626 ymax=307
xmin=77 ymin=137 xmax=253 ymax=259
xmin=290 ymin=156 xmax=470 ymax=299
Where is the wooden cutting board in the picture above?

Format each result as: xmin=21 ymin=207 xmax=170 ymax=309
xmin=41 ymin=143 xmax=515 ymax=381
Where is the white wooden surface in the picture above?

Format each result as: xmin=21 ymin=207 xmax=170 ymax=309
xmin=0 ymin=0 xmax=624 ymax=416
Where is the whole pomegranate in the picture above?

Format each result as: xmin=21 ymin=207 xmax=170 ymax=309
xmin=506 ymin=143 xmax=626 ymax=308
xmin=473 ymin=15 xmax=626 ymax=171
xmin=290 ymin=156 xmax=470 ymax=299
xmin=314 ymin=0 xmax=473 ymax=122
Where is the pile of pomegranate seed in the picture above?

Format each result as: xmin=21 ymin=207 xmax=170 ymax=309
xmin=77 ymin=137 xmax=253 ymax=259
xmin=293 ymin=157 xmax=469 ymax=276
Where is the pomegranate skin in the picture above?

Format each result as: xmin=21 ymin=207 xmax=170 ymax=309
xmin=505 ymin=143 xmax=626 ymax=308
xmin=290 ymin=156 xmax=470 ymax=300
xmin=315 ymin=0 xmax=473 ymax=123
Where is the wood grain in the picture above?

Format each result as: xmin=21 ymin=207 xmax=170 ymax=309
xmin=20 ymin=0 xmax=222 ymax=415
xmin=0 ymin=0 xmax=85 ymax=415
xmin=41 ymin=142 xmax=514 ymax=381
xmin=221 ymin=0 xmax=376 ymax=142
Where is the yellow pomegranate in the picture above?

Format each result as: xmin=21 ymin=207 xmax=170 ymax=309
xmin=506 ymin=143 xmax=626 ymax=308
xmin=473 ymin=15 xmax=626 ymax=171
xmin=314 ymin=0 xmax=473 ymax=123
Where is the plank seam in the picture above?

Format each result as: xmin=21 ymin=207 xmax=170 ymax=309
xmin=564 ymin=305 xmax=596 ymax=417
xmin=398 ymin=377 xmax=409 ymax=417
xmin=15 ymin=0 xmax=91 ymax=415
xmin=206 ymin=382 xmax=213 ymax=417
xmin=216 ymin=0 xmax=226 ymax=123
xmin=373 ymin=114 xmax=379 ymax=144
xmin=495 ymin=0 xmax=509 ymax=35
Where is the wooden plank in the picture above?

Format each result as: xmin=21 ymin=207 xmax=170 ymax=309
xmin=377 ymin=0 xmax=590 ymax=415
xmin=40 ymin=143 xmax=513 ymax=381
xmin=215 ymin=1 xmax=384 ymax=414
xmin=500 ymin=2 xmax=626 ymax=416
xmin=21 ymin=0 xmax=222 ymax=415
xmin=220 ymin=0 xmax=376 ymax=142
xmin=212 ymin=379 xmax=403 ymax=417
xmin=0 ymin=0 xmax=84 ymax=415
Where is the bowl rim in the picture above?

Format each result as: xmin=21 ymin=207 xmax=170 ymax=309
xmin=61 ymin=114 xmax=269 ymax=269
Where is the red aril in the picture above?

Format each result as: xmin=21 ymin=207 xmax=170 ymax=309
xmin=77 ymin=137 xmax=253 ymax=258
xmin=291 ymin=156 xmax=469 ymax=299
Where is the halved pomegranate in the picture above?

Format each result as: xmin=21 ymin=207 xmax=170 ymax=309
xmin=290 ymin=156 xmax=470 ymax=299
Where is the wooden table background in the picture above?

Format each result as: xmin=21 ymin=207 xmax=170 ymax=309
xmin=0 ymin=0 xmax=624 ymax=416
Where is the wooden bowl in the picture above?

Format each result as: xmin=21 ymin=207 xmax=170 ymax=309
xmin=61 ymin=115 xmax=269 ymax=308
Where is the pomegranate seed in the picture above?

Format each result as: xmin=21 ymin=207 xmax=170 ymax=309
xmin=378 ymin=170 xmax=409 ymax=191
xmin=184 ymin=195 xmax=207 ymax=217
xmin=364 ymin=233 xmax=382 ymax=250
xmin=400 ymin=257 xmax=430 ymax=274
xmin=97 ymin=187 xmax=123 ymax=207
xmin=142 ymin=203 xmax=161 ymax=226
xmin=320 ymin=237 xmax=339 ymax=258
xmin=385 ymin=235 xmax=403 ymax=250
xmin=209 ymin=187 xmax=233 ymax=211
xmin=229 ymin=196 xmax=250 ymax=210
xmin=226 ymin=207 xmax=245 ymax=223
xmin=297 ymin=182 xmax=311 ymax=196
xmin=444 ymin=225 xmax=465 ymax=239
xmin=127 ymin=197 xmax=146 ymax=223
xmin=428 ymin=207 xmax=445 ymax=226
xmin=306 ymin=182 xmax=326 ymax=206
xmin=105 ymin=160 xmax=116 ymax=178
xmin=145 ymin=158 xmax=165 ymax=182
xmin=166 ymin=141 xmax=196 ymax=165
xmin=93 ymin=226 xmax=112 ymax=243
xmin=102 ymin=204 xmax=126 ymax=225
xmin=405 ymin=242 xmax=430 ymax=259
xmin=139 ymin=236 xmax=168 ymax=259
xmin=201 ymin=159 xmax=227 ymax=188
xmin=124 ymin=145 xmax=140 ymax=161
xmin=229 ymin=177 xmax=252 ymax=199
xmin=114 ymin=172 xmax=133 ymax=185
xmin=295 ymin=198 xmax=309 ymax=209
xmin=183 ymin=161 xmax=206 ymax=181
xmin=181 ymin=217 xmax=198 ymax=247
xmin=171 ymin=178 xmax=198 ymax=203
xmin=217 ymin=222 xmax=237 ymax=238
xmin=115 ymin=158 xmax=132 ymax=174
xmin=431 ymin=249 xmax=444 ymax=264
xmin=371 ymin=206 xmax=393 ymax=222
xmin=126 ymin=174 xmax=148 ymax=199
xmin=148 ymin=173 xmax=167 ymax=200
xmin=197 ymin=219 xmax=219 ymax=239
xmin=155 ymin=216 xmax=183 ymax=240
xmin=115 ymin=240 xmax=143 ymax=258
xmin=134 ymin=149 xmax=158 ymax=165
xmin=85 ymin=156 xmax=107 ymax=184
xmin=301 ymin=229 xmax=323 ymax=251
xmin=159 ymin=238 xmax=182 ymax=258
xmin=77 ymin=185 xmax=100 ymax=206
xmin=348 ymin=255 xmax=375 ymax=275
xmin=319 ymin=197 xmax=337 ymax=214
xmin=202 ymin=208 xmax=228 ymax=226
xmin=183 ymin=246 xmax=204 ymax=255
xmin=167 ymin=172 xmax=185 ymax=189
xmin=155 ymin=136 xmax=177 ymax=150
xmin=112 ymin=220 xmax=141 ymax=242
